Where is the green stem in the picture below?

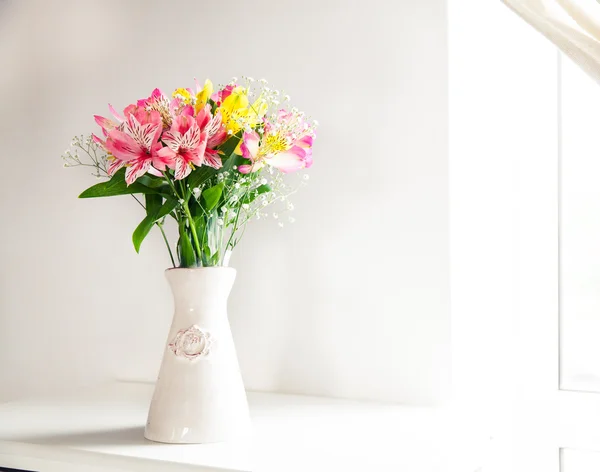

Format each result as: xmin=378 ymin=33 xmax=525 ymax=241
xmin=157 ymin=221 xmax=176 ymax=268
xmin=162 ymin=171 xmax=181 ymax=199
xmin=182 ymin=202 xmax=202 ymax=263
xmin=223 ymin=185 xmax=252 ymax=263
xmin=130 ymin=195 xmax=145 ymax=210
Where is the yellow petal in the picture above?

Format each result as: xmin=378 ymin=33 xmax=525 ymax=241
xmin=221 ymin=86 xmax=249 ymax=114
xmin=234 ymin=140 xmax=243 ymax=155
xmin=173 ymin=88 xmax=193 ymax=105
xmin=195 ymin=79 xmax=213 ymax=111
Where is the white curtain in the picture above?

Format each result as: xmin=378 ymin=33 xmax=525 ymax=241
xmin=503 ymin=0 xmax=600 ymax=82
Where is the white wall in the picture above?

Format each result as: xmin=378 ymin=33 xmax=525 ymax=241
xmin=558 ymin=55 xmax=600 ymax=394
xmin=449 ymin=1 xmax=559 ymax=470
xmin=0 ymin=0 xmax=449 ymax=405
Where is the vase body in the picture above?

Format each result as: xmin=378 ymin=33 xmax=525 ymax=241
xmin=144 ymin=267 xmax=250 ymax=444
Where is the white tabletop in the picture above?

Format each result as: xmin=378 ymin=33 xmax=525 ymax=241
xmin=0 ymin=381 xmax=483 ymax=472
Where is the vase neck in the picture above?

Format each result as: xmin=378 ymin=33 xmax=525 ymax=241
xmin=165 ymin=268 xmax=236 ymax=316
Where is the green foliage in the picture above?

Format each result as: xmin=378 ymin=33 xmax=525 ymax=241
xmin=132 ymin=196 xmax=178 ymax=253
xmin=186 ymin=134 xmax=242 ymax=191
xmin=74 ymin=130 xmax=289 ymax=269
xmin=219 ymin=133 xmax=242 ymax=158
xmin=187 ymin=166 xmax=215 ymax=192
xmin=242 ymin=184 xmax=271 ymax=204
xmin=201 ymin=183 xmax=224 ymax=211
xmin=79 ymin=168 xmax=160 ymax=198
xmin=178 ymin=221 xmax=197 ymax=267
xmin=145 ymin=194 xmax=162 ymax=215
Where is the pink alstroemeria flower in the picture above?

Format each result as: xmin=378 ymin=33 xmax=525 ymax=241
xmin=238 ymin=131 xmax=311 ymax=174
xmin=93 ymin=104 xmax=124 ymax=137
xmin=104 ymin=112 xmax=171 ymax=185
xmin=158 ymin=115 xmax=208 ymax=180
xmin=136 ymin=88 xmax=164 ymax=108
xmin=195 ymin=105 xmax=227 ymax=169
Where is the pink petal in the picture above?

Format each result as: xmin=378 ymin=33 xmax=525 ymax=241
xmin=193 ymin=134 xmax=209 ymax=166
xmin=161 ymin=130 xmax=182 ymax=151
xmin=136 ymin=109 xmax=161 ymax=127
xmin=207 ymin=129 xmax=227 ymax=148
xmin=180 ymin=105 xmax=194 ymax=116
xmin=105 ymin=130 xmax=142 ymax=162
xmin=108 ymin=104 xmax=124 ymax=123
xmin=125 ymin=158 xmax=152 ymax=185
xmin=267 ymin=146 xmax=307 ymax=173
xmin=147 ymin=166 xmax=163 ymax=177
xmin=297 ymin=135 xmax=313 ymax=148
xmin=91 ymin=133 xmax=105 ymax=147
xmin=203 ymin=149 xmax=223 ymax=169
xmin=179 ymin=123 xmax=203 ymax=153
xmin=205 ymin=111 xmax=226 ymax=146
xmin=174 ymin=158 xmax=192 ymax=180
xmin=180 ymin=149 xmax=201 ymax=167
xmin=195 ymin=105 xmax=211 ymax=130
xmin=171 ymin=115 xmax=195 ymax=135
xmin=107 ymin=158 xmax=124 ymax=176
xmin=169 ymin=97 xmax=182 ymax=116
xmin=125 ymin=114 xmax=161 ymax=151
xmin=150 ymin=88 xmax=163 ymax=100
xmin=238 ymin=162 xmax=264 ymax=174
xmin=154 ymin=147 xmax=176 ymax=171
xmin=123 ymin=104 xmax=137 ymax=118
xmin=241 ymin=131 xmax=260 ymax=160
xmin=94 ymin=115 xmax=116 ymax=137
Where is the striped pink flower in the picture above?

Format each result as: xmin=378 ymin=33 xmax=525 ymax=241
xmin=157 ymin=115 xmax=208 ymax=180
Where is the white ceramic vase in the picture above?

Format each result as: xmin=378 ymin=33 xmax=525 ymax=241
xmin=144 ymin=267 xmax=250 ymax=444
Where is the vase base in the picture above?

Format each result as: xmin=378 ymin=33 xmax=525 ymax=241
xmin=144 ymin=424 xmax=251 ymax=444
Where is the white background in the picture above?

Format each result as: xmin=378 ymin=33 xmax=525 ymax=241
xmin=449 ymin=0 xmax=560 ymax=470
xmin=559 ymin=55 xmax=600 ymax=394
xmin=0 ymin=0 xmax=450 ymax=406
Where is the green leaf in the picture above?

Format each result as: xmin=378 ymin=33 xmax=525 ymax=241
xmin=79 ymin=168 xmax=160 ymax=198
xmin=192 ymin=215 xmax=205 ymax=236
xmin=132 ymin=214 xmax=157 ymax=253
xmin=138 ymin=174 xmax=167 ymax=189
xmin=201 ymin=183 xmax=224 ymax=211
xmin=178 ymin=222 xmax=196 ymax=267
xmin=188 ymin=198 xmax=202 ymax=217
xmin=145 ymin=194 xmax=162 ymax=216
xmin=219 ymin=133 xmax=242 ymax=158
xmin=242 ymin=184 xmax=271 ymax=204
xmin=156 ymin=196 xmax=179 ymax=219
xmin=187 ymin=166 xmax=215 ymax=192
xmin=131 ymin=197 xmax=179 ymax=253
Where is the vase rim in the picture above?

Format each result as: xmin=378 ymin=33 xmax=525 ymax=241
xmin=165 ymin=266 xmax=235 ymax=272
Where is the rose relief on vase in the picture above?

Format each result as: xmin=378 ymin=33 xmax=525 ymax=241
xmin=169 ymin=325 xmax=213 ymax=360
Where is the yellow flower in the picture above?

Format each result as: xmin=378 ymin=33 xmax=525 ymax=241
xmin=220 ymin=87 xmax=268 ymax=135
xmin=247 ymin=96 xmax=268 ymax=125
xmin=218 ymin=87 xmax=248 ymax=134
xmin=195 ymin=79 xmax=213 ymax=112
xmin=172 ymin=88 xmax=194 ymax=105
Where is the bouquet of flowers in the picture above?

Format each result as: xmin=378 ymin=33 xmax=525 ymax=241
xmin=63 ymin=77 xmax=317 ymax=267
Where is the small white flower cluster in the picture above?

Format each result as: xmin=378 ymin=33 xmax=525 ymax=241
xmin=173 ymin=90 xmax=197 ymax=107
xmin=188 ymin=159 xmax=308 ymax=263
xmin=222 ymin=76 xmax=294 ymax=121
xmin=62 ymin=134 xmax=109 ymax=179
